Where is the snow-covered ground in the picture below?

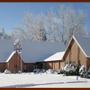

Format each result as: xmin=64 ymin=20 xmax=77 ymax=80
xmin=0 ymin=73 xmax=90 ymax=88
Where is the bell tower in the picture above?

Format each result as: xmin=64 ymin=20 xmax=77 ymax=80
xmin=13 ymin=39 xmax=23 ymax=72
xmin=13 ymin=39 xmax=22 ymax=52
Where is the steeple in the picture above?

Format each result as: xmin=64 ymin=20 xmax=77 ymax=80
xmin=13 ymin=39 xmax=22 ymax=52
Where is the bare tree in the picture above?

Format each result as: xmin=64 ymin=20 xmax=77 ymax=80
xmin=32 ymin=14 xmax=47 ymax=41
xmin=22 ymin=13 xmax=35 ymax=40
xmin=0 ymin=27 xmax=11 ymax=39
xmin=57 ymin=5 xmax=87 ymax=45
xmin=45 ymin=11 xmax=62 ymax=42
xmin=19 ymin=13 xmax=47 ymax=41
xmin=11 ymin=5 xmax=87 ymax=43
xmin=11 ymin=27 xmax=27 ymax=41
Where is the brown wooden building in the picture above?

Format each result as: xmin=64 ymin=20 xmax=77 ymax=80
xmin=6 ymin=51 xmax=23 ymax=73
xmin=63 ymin=35 xmax=90 ymax=70
xmin=0 ymin=39 xmax=65 ymax=73
xmin=43 ymin=52 xmax=65 ymax=71
xmin=0 ymin=35 xmax=90 ymax=73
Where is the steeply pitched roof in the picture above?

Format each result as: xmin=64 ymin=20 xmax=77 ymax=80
xmin=73 ymin=35 xmax=90 ymax=57
xmin=6 ymin=51 xmax=16 ymax=62
xmin=44 ymin=51 xmax=65 ymax=62
xmin=0 ymin=39 xmax=65 ymax=63
xmin=63 ymin=35 xmax=90 ymax=59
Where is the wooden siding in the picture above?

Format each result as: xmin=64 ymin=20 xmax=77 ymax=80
xmin=48 ymin=62 xmax=53 ymax=69
xmin=79 ymin=47 xmax=87 ymax=68
xmin=6 ymin=52 xmax=23 ymax=73
xmin=86 ymin=58 xmax=90 ymax=70
xmin=53 ymin=61 xmax=60 ymax=71
xmin=63 ymin=38 xmax=87 ymax=69
xmin=43 ymin=60 xmax=63 ymax=71
xmin=0 ymin=63 xmax=6 ymax=72
xmin=23 ymin=63 xmax=34 ymax=72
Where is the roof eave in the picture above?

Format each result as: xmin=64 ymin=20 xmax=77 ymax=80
xmin=44 ymin=59 xmax=63 ymax=62
xmin=86 ymin=56 xmax=90 ymax=58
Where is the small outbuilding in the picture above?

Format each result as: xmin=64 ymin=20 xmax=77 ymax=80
xmin=43 ymin=51 xmax=65 ymax=71
xmin=0 ymin=39 xmax=23 ymax=73
xmin=6 ymin=51 xmax=23 ymax=73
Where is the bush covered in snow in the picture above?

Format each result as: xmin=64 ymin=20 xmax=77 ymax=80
xmin=33 ymin=69 xmax=41 ymax=74
xmin=79 ymin=65 xmax=90 ymax=78
xmin=79 ymin=65 xmax=86 ymax=77
xmin=57 ymin=69 xmax=65 ymax=74
xmin=62 ymin=63 xmax=79 ymax=76
xmin=4 ymin=69 xmax=11 ymax=74
xmin=84 ymin=67 xmax=90 ymax=79
xmin=46 ymin=69 xmax=56 ymax=74
xmin=33 ymin=69 xmax=46 ymax=74
xmin=40 ymin=69 xmax=46 ymax=73
xmin=18 ymin=70 xmax=22 ymax=73
xmin=43 ymin=69 xmax=58 ymax=74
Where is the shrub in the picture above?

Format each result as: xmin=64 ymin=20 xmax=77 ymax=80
xmin=33 ymin=69 xmax=40 ymax=74
xmin=4 ymin=69 xmax=11 ymax=74
xmin=85 ymin=67 xmax=90 ymax=79
xmin=57 ymin=69 xmax=65 ymax=74
xmin=79 ymin=65 xmax=86 ymax=78
xmin=46 ymin=69 xmax=55 ymax=74
xmin=18 ymin=70 xmax=22 ymax=73
xmin=63 ymin=63 xmax=79 ymax=76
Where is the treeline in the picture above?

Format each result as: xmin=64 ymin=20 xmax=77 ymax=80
xmin=0 ymin=5 xmax=88 ymax=45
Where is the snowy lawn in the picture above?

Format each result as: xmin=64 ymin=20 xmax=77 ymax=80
xmin=0 ymin=73 xmax=90 ymax=88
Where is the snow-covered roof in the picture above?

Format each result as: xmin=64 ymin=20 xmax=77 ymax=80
xmin=0 ymin=39 xmax=65 ymax=63
xmin=44 ymin=51 xmax=65 ymax=62
xmin=20 ymin=41 xmax=65 ymax=63
xmin=73 ymin=35 xmax=90 ymax=57
xmin=6 ymin=51 xmax=16 ymax=62
xmin=63 ymin=35 xmax=90 ymax=60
